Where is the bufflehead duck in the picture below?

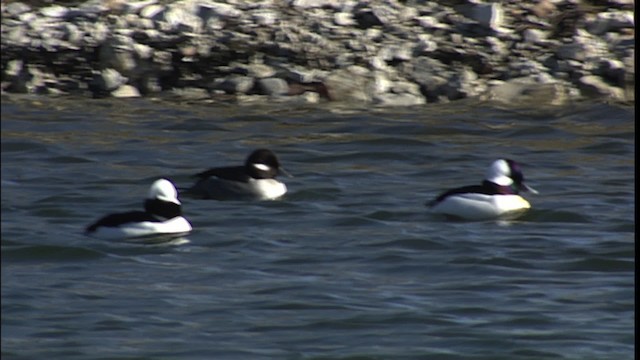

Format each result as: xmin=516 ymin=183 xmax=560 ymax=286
xmin=85 ymin=178 xmax=192 ymax=240
xmin=188 ymin=149 xmax=289 ymax=200
xmin=427 ymin=159 xmax=538 ymax=220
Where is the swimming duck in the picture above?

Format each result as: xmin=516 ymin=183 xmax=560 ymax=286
xmin=188 ymin=148 xmax=289 ymax=200
xmin=85 ymin=178 xmax=192 ymax=240
xmin=427 ymin=159 xmax=538 ymax=220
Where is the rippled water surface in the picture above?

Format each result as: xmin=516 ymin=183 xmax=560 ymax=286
xmin=1 ymin=96 xmax=634 ymax=359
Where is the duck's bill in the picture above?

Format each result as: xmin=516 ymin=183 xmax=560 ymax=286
xmin=522 ymin=183 xmax=538 ymax=194
xmin=279 ymin=167 xmax=293 ymax=178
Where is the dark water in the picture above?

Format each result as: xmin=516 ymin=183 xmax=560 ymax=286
xmin=1 ymin=96 xmax=634 ymax=359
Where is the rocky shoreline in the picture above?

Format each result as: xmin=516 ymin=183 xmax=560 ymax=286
xmin=1 ymin=0 xmax=635 ymax=106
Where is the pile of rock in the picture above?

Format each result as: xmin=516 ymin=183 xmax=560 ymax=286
xmin=1 ymin=0 xmax=635 ymax=106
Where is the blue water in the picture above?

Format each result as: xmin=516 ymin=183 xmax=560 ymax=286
xmin=1 ymin=96 xmax=635 ymax=359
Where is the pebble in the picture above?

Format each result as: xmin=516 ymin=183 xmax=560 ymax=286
xmin=111 ymin=84 xmax=141 ymax=98
xmin=257 ymin=78 xmax=289 ymax=96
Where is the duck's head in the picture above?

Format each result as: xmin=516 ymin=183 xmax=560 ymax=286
xmin=486 ymin=159 xmax=538 ymax=194
xmin=245 ymin=149 xmax=291 ymax=179
xmin=148 ymin=178 xmax=181 ymax=205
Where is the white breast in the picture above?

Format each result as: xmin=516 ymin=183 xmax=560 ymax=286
xmin=249 ymin=178 xmax=287 ymax=200
xmin=431 ymin=193 xmax=530 ymax=221
xmin=89 ymin=217 xmax=192 ymax=240
xmin=192 ymin=178 xmax=287 ymax=200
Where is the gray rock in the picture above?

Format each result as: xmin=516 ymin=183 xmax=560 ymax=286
xmin=219 ymin=76 xmax=255 ymax=94
xmin=111 ymin=84 xmax=141 ymax=98
xmin=556 ymin=43 xmax=588 ymax=61
xmin=586 ymin=11 xmax=634 ymax=35
xmin=523 ymin=28 xmax=547 ymax=44
xmin=353 ymin=7 xmax=385 ymax=29
xmin=163 ymin=6 xmax=203 ymax=33
xmin=283 ymin=67 xmax=322 ymax=83
xmin=442 ymin=68 xmax=481 ymax=100
xmin=417 ymin=16 xmax=448 ymax=30
xmin=291 ymin=0 xmax=340 ymax=10
xmin=40 ymin=5 xmax=68 ymax=18
xmin=334 ymin=12 xmax=355 ymax=26
xmin=18 ymin=11 xmax=37 ymax=23
xmin=246 ymin=63 xmax=277 ymax=79
xmin=257 ymin=78 xmax=289 ymax=96
xmin=133 ymin=43 xmax=153 ymax=59
xmin=415 ymin=34 xmax=438 ymax=53
xmin=126 ymin=0 xmax=158 ymax=14
xmin=198 ymin=2 xmax=242 ymax=19
xmin=488 ymin=77 xmax=570 ymax=106
xmin=377 ymin=44 xmax=413 ymax=63
xmin=469 ymin=3 xmax=504 ymax=30
xmin=372 ymin=71 xmax=392 ymax=94
xmin=96 ymin=68 xmax=128 ymax=91
xmin=4 ymin=60 xmax=30 ymax=93
xmin=252 ymin=10 xmax=278 ymax=26
xmin=578 ymin=75 xmax=625 ymax=100
xmin=298 ymin=91 xmax=321 ymax=104
xmin=391 ymin=80 xmax=422 ymax=96
xmin=373 ymin=93 xmax=426 ymax=107
xmin=324 ymin=67 xmax=371 ymax=102
xmin=5 ymin=2 xmax=32 ymax=17
xmin=140 ymin=4 xmax=165 ymax=20
xmin=596 ymin=59 xmax=626 ymax=87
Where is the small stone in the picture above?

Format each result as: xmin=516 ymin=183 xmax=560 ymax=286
xmin=125 ymin=0 xmax=158 ymax=14
xmin=523 ymin=28 xmax=547 ymax=44
xmin=469 ymin=3 xmax=503 ymax=30
xmin=354 ymin=9 xmax=384 ymax=29
xmin=417 ymin=16 xmax=446 ymax=29
xmin=373 ymin=93 xmax=426 ymax=106
xmin=5 ymin=60 xmax=24 ymax=77
xmin=291 ymin=0 xmax=338 ymax=9
xmin=586 ymin=11 xmax=634 ymax=35
xmin=40 ymin=5 xmax=68 ymax=18
xmin=111 ymin=84 xmax=141 ymax=98
xmin=578 ymin=75 xmax=625 ymax=100
xmin=219 ymin=76 xmax=255 ymax=94
xmin=324 ymin=68 xmax=371 ymax=102
xmin=373 ymin=72 xmax=392 ymax=94
xmin=597 ymin=59 xmax=626 ymax=87
xmin=334 ymin=12 xmax=355 ymax=26
xmin=415 ymin=34 xmax=438 ymax=53
xmin=18 ymin=11 xmax=37 ymax=23
xmin=100 ymin=68 xmax=128 ymax=91
xmin=488 ymin=77 xmax=569 ymax=106
xmin=246 ymin=63 xmax=276 ymax=79
xmin=556 ymin=43 xmax=587 ymax=61
xmin=252 ymin=10 xmax=278 ymax=26
xmin=284 ymin=68 xmax=319 ymax=83
xmin=5 ymin=2 xmax=32 ymax=17
xmin=391 ymin=81 xmax=421 ymax=96
xmin=133 ymin=43 xmax=153 ymax=59
xmin=299 ymin=91 xmax=320 ymax=104
xmin=140 ymin=4 xmax=165 ymax=20
xmin=198 ymin=3 xmax=241 ymax=19
xmin=257 ymin=78 xmax=289 ymax=96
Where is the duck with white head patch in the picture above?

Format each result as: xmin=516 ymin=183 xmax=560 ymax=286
xmin=427 ymin=159 xmax=538 ymax=221
xmin=188 ymin=149 xmax=290 ymax=200
xmin=85 ymin=178 xmax=192 ymax=240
